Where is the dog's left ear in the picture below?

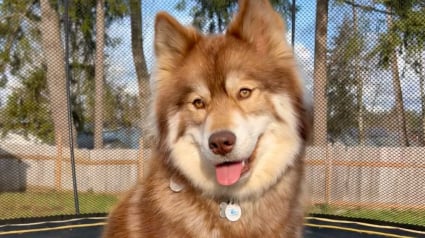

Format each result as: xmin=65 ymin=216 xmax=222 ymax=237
xmin=227 ymin=0 xmax=289 ymax=57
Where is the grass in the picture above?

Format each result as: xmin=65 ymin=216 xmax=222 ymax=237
xmin=0 ymin=189 xmax=119 ymax=220
xmin=2 ymin=191 xmax=425 ymax=227
xmin=310 ymin=204 xmax=425 ymax=226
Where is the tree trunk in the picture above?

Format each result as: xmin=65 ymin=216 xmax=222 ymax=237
xmin=352 ymin=1 xmax=365 ymax=145
xmin=312 ymin=0 xmax=329 ymax=146
xmin=130 ymin=0 xmax=150 ymax=147
xmin=386 ymin=6 xmax=409 ymax=146
xmin=94 ymin=0 xmax=105 ymax=149
xmin=416 ymin=55 xmax=425 ymax=146
xmin=40 ymin=0 xmax=70 ymax=147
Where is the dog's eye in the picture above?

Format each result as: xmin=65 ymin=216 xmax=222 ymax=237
xmin=238 ymin=88 xmax=252 ymax=99
xmin=192 ymin=98 xmax=205 ymax=109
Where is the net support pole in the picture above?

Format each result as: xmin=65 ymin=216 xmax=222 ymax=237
xmin=63 ymin=0 xmax=80 ymax=215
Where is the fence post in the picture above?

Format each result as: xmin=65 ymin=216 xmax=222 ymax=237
xmin=325 ymin=143 xmax=333 ymax=206
xmin=138 ymin=138 xmax=144 ymax=180
xmin=55 ymin=134 xmax=63 ymax=190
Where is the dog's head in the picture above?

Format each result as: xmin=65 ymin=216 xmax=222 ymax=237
xmin=151 ymin=0 xmax=308 ymax=200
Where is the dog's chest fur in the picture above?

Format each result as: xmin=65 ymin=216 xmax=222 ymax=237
xmin=113 ymin=157 xmax=305 ymax=238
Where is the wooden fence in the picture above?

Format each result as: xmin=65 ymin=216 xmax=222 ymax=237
xmin=0 ymin=141 xmax=149 ymax=193
xmin=0 ymin=142 xmax=424 ymax=209
xmin=306 ymin=144 xmax=425 ymax=209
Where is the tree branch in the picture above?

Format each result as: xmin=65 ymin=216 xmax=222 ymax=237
xmin=342 ymin=1 xmax=394 ymax=15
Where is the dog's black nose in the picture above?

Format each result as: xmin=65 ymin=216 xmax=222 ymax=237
xmin=208 ymin=130 xmax=236 ymax=155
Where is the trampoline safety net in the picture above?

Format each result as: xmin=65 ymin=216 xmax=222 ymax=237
xmin=0 ymin=0 xmax=424 ymax=229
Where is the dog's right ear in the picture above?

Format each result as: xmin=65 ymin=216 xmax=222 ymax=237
xmin=227 ymin=0 xmax=288 ymax=59
xmin=154 ymin=12 xmax=200 ymax=71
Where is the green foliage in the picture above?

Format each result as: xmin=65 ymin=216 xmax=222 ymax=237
xmin=0 ymin=74 xmax=6 ymax=88
xmin=0 ymin=0 xmax=134 ymax=144
xmin=175 ymin=0 xmax=296 ymax=33
xmin=393 ymin=8 xmax=425 ymax=56
xmin=405 ymin=110 xmax=421 ymax=132
xmin=65 ymin=0 xmax=128 ymax=55
xmin=104 ymin=84 xmax=140 ymax=129
xmin=2 ymin=69 xmax=55 ymax=144
xmin=370 ymin=1 xmax=425 ymax=68
xmin=369 ymin=31 xmax=400 ymax=69
xmin=83 ymin=79 xmax=140 ymax=131
xmin=327 ymin=17 xmax=364 ymax=140
xmin=175 ymin=0 xmax=236 ymax=33
xmin=0 ymin=0 xmax=40 ymax=79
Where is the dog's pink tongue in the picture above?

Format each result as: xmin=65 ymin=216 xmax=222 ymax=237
xmin=215 ymin=162 xmax=243 ymax=186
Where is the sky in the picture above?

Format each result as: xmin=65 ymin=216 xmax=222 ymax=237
xmin=106 ymin=0 xmax=318 ymax=96
xmin=1 ymin=0 xmax=423 ymax=113
xmin=107 ymin=0 xmax=422 ymax=113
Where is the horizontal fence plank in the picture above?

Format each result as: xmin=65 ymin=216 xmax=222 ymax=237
xmin=306 ymin=159 xmax=425 ymax=168
xmin=317 ymin=201 xmax=425 ymax=210
xmin=1 ymin=143 xmax=424 ymax=209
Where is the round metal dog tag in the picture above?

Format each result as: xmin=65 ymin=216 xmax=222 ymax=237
xmin=225 ymin=204 xmax=241 ymax=222
xmin=169 ymin=178 xmax=184 ymax=192
xmin=219 ymin=202 xmax=227 ymax=218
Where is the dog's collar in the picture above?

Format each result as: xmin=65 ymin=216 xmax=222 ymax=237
xmin=169 ymin=177 xmax=242 ymax=222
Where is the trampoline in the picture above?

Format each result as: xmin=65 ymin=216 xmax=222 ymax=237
xmin=0 ymin=216 xmax=423 ymax=238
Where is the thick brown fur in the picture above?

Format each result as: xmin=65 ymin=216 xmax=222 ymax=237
xmin=103 ymin=0 xmax=309 ymax=237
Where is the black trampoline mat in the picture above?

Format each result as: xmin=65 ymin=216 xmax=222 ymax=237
xmin=304 ymin=217 xmax=424 ymax=238
xmin=0 ymin=217 xmax=105 ymax=238
xmin=0 ymin=216 xmax=424 ymax=238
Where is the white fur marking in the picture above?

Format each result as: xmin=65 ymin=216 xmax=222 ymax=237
xmin=167 ymin=113 xmax=181 ymax=147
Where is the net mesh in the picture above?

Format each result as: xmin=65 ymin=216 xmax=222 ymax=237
xmin=0 ymin=0 xmax=424 ymax=227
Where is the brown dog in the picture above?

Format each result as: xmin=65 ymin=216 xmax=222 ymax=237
xmin=103 ymin=0 xmax=309 ymax=237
